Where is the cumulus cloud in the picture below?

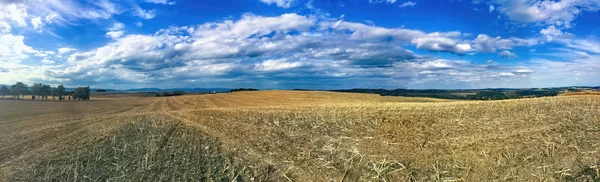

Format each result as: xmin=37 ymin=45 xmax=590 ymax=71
xmin=330 ymin=20 xmax=425 ymax=42
xmin=105 ymin=22 xmax=125 ymax=39
xmin=41 ymin=59 xmax=55 ymax=64
xmin=108 ymin=22 xmax=125 ymax=31
xmin=259 ymin=0 xmax=295 ymax=8
xmin=132 ymin=8 xmax=156 ymax=19
xmin=58 ymin=47 xmax=77 ymax=55
xmin=0 ymin=1 xmax=28 ymax=33
xmin=106 ymin=30 xmax=125 ymax=39
xmin=472 ymin=34 xmax=537 ymax=52
xmin=3 ymin=12 xmax=595 ymax=89
xmin=255 ymin=59 xmax=303 ymax=71
xmin=498 ymin=50 xmax=517 ymax=59
xmin=30 ymin=17 xmax=42 ymax=29
xmin=492 ymin=0 xmax=600 ymax=28
xmin=33 ymin=14 xmax=543 ymax=88
xmin=411 ymin=32 xmax=472 ymax=54
xmin=0 ymin=34 xmax=37 ymax=63
xmin=47 ymin=14 xmax=429 ymax=87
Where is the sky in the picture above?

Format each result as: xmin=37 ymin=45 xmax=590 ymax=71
xmin=0 ymin=0 xmax=599 ymax=89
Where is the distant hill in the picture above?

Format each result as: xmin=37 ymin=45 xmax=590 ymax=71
xmin=124 ymin=88 xmax=232 ymax=93
xmin=0 ymin=85 xmax=231 ymax=93
xmin=330 ymin=86 xmax=600 ymax=100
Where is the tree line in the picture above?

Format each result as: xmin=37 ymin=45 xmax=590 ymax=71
xmin=0 ymin=82 xmax=91 ymax=101
xmin=230 ymin=88 xmax=259 ymax=92
xmin=154 ymin=91 xmax=185 ymax=97
xmin=331 ymin=88 xmax=560 ymax=100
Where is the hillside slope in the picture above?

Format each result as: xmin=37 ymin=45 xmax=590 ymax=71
xmin=1 ymin=91 xmax=598 ymax=181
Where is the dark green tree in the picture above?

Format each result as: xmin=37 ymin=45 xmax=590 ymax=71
xmin=31 ymin=83 xmax=43 ymax=100
xmin=11 ymin=82 xmax=27 ymax=100
xmin=41 ymin=84 xmax=51 ymax=100
xmin=10 ymin=85 xmax=17 ymax=99
xmin=57 ymin=84 xmax=66 ymax=100
xmin=0 ymin=85 xmax=8 ymax=98
xmin=51 ymin=87 xmax=57 ymax=100
xmin=73 ymin=86 xmax=91 ymax=100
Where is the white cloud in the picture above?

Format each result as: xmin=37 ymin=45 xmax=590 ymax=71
xmin=497 ymin=72 xmax=515 ymax=77
xmin=515 ymin=68 xmax=533 ymax=74
xmin=472 ymin=34 xmax=537 ymax=52
xmin=41 ymin=59 xmax=55 ymax=64
xmin=419 ymin=59 xmax=457 ymax=69
xmin=539 ymin=25 xmax=576 ymax=43
xmin=498 ymin=50 xmax=517 ymax=59
xmin=58 ymin=47 xmax=77 ymax=54
xmin=0 ymin=34 xmax=37 ymax=63
xmin=489 ymin=5 xmax=495 ymax=13
xmin=8 ymin=13 xmax=592 ymax=89
xmin=369 ymin=0 xmax=397 ymax=4
xmin=567 ymin=39 xmax=600 ymax=54
xmin=30 ymin=16 xmax=42 ymax=29
xmin=108 ymin=22 xmax=125 ymax=31
xmin=105 ymin=22 xmax=126 ymax=39
xmin=331 ymin=20 xmax=425 ymax=42
xmin=132 ymin=8 xmax=156 ymax=19
xmin=0 ymin=0 xmax=173 ymax=34
xmin=106 ymin=30 xmax=125 ymax=39
xmin=255 ymin=59 xmax=303 ymax=71
xmin=135 ymin=22 xmax=143 ymax=27
xmin=398 ymin=1 xmax=416 ymax=8
xmin=143 ymin=0 xmax=176 ymax=5
xmin=411 ymin=32 xmax=472 ymax=54
xmin=540 ymin=25 xmax=562 ymax=41
xmin=492 ymin=0 xmax=600 ymax=28
xmin=527 ymin=56 xmax=600 ymax=87
xmin=259 ymin=0 xmax=295 ymax=8
xmin=33 ymin=0 xmax=122 ymax=22
xmin=0 ymin=1 xmax=28 ymax=33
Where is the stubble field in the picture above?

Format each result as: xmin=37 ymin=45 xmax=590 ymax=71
xmin=0 ymin=91 xmax=599 ymax=181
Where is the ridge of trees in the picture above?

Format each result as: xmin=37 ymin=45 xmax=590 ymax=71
xmin=330 ymin=88 xmax=562 ymax=100
xmin=154 ymin=91 xmax=185 ymax=97
xmin=0 ymin=82 xmax=90 ymax=101
xmin=230 ymin=88 xmax=259 ymax=92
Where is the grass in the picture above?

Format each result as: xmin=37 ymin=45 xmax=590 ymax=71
xmin=1 ymin=90 xmax=599 ymax=181
xmin=14 ymin=115 xmax=276 ymax=181
xmin=561 ymin=91 xmax=600 ymax=96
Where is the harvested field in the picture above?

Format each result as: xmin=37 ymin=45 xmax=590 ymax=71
xmin=1 ymin=91 xmax=599 ymax=181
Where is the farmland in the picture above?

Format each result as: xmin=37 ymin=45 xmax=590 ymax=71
xmin=0 ymin=91 xmax=599 ymax=181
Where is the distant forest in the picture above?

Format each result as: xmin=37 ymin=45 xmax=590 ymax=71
xmin=331 ymin=87 xmax=600 ymax=100
xmin=1 ymin=82 xmax=91 ymax=100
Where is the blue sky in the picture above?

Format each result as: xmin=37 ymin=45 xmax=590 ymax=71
xmin=1 ymin=0 xmax=599 ymax=89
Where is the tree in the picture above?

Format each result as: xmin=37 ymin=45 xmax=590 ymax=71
xmin=51 ymin=87 xmax=57 ymax=100
xmin=11 ymin=82 xmax=27 ymax=100
xmin=10 ymin=85 xmax=17 ymax=99
xmin=41 ymin=84 xmax=51 ymax=100
xmin=0 ymin=85 xmax=8 ymax=98
xmin=57 ymin=84 xmax=66 ymax=100
xmin=73 ymin=86 xmax=91 ymax=100
xmin=31 ymin=83 xmax=43 ymax=100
